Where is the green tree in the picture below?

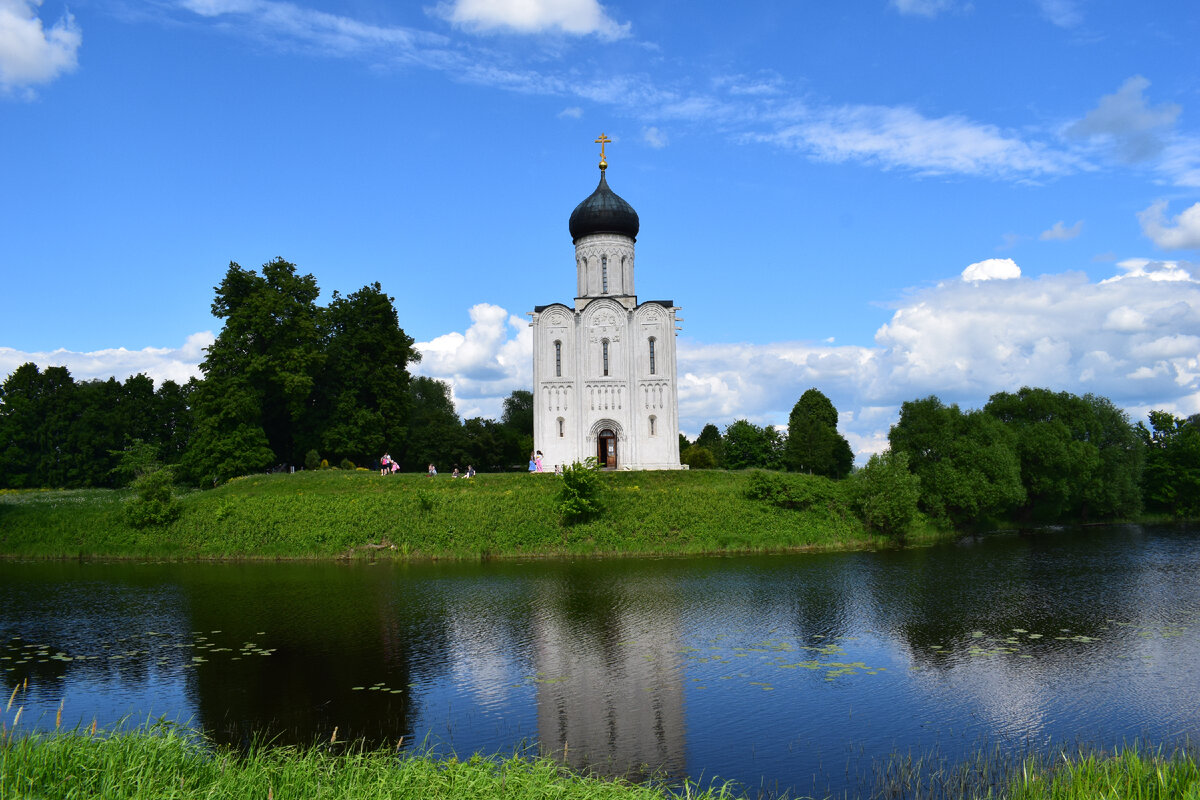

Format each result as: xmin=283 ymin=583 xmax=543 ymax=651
xmin=784 ymin=388 xmax=853 ymax=478
xmin=1138 ymin=411 xmax=1200 ymax=517
xmin=985 ymin=387 xmax=1141 ymax=523
xmin=889 ymin=396 xmax=1024 ymax=526
xmin=723 ymin=419 xmax=784 ymax=470
xmin=182 ymin=259 xmax=323 ymax=482
xmin=401 ymin=377 xmax=465 ymax=471
xmin=0 ymin=364 xmax=79 ymax=488
xmin=681 ymin=444 xmax=716 ymax=469
xmin=853 ymin=450 xmax=921 ymax=537
xmin=694 ymin=423 xmax=725 ymax=468
xmin=316 ymin=282 xmax=418 ymax=466
xmin=500 ymin=390 xmax=534 ymax=468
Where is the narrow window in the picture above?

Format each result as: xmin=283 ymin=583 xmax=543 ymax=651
xmin=554 ymin=340 xmax=562 ymax=377
xmin=558 ymin=417 xmax=565 ymax=437
xmin=649 ymin=415 xmax=657 ymax=436
xmin=602 ymin=339 xmax=610 ymax=376
xmin=601 ymin=256 xmax=608 ymax=294
xmin=648 ymin=337 xmax=656 ymax=375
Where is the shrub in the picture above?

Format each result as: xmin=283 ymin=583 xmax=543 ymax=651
xmin=339 ymin=458 xmax=356 ymax=471
xmin=681 ymin=444 xmax=716 ymax=470
xmin=304 ymin=449 xmax=321 ymax=471
xmin=124 ymin=468 xmax=182 ymax=528
xmin=320 ymin=459 xmax=330 ymax=470
xmin=559 ymin=460 xmax=603 ymax=524
xmin=852 ymin=450 xmax=921 ymax=538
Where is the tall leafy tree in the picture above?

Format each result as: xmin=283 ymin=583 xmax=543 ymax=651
xmin=694 ymin=423 xmax=725 ymax=468
xmin=984 ymin=387 xmax=1141 ymax=522
xmin=1138 ymin=411 xmax=1200 ymax=517
xmin=889 ymin=396 xmax=1024 ymax=526
xmin=182 ymin=259 xmax=323 ymax=481
xmin=785 ymin=388 xmax=853 ymax=478
xmin=0 ymin=364 xmax=78 ymax=488
xmin=501 ymin=389 xmax=534 ymax=467
xmin=401 ymin=377 xmax=466 ymax=471
xmin=316 ymin=282 xmax=418 ymax=466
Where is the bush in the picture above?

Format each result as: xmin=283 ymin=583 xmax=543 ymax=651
xmin=852 ymin=450 xmax=921 ymax=538
xmin=745 ymin=470 xmax=848 ymax=512
xmin=304 ymin=449 xmax=321 ymax=471
xmin=339 ymin=458 xmax=356 ymax=471
xmin=559 ymin=460 xmax=603 ymax=524
xmin=681 ymin=445 xmax=716 ymax=470
xmin=124 ymin=468 xmax=182 ymax=528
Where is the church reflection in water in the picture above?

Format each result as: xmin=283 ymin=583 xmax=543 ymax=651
xmin=530 ymin=576 xmax=688 ymax=779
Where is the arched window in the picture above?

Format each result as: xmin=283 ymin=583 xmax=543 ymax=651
xmin=648 ymin=337 xmax=656 ymax=375
xmin=601 ymin=256 xmax=608 ymax=294
xmin=602 ymin=339 xmax=610 ymax=376
xmin=554 ymin=340 xmax=562 ymax=377
xmin=649 ymin=415 xmax=657 ymax=436
xmin=557 ymin=417 xmax=565 ymax=438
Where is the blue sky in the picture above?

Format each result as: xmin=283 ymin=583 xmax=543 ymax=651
xmin=3 ymin=0 xmax=1200 ymax=458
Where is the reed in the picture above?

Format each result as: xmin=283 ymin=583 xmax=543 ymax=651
xmin=0 ymin=723 xmax=735 ymax=799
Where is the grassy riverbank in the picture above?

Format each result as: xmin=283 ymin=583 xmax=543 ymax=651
xmin=3 ymin=726 xmax=1198 ymax=799
xmin=0 ymin=724 xmax=732 ymax=799
xmin=0 ymin=469 xmax=930 ymax=560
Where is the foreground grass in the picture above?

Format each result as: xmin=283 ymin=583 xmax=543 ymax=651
xmin=0 ymin=469 xmax=928 ymax=560
xmin=0 ymin=725 xmax=733 ymax=800
xmin=3 ymin=727 xmax=1198 ymax=800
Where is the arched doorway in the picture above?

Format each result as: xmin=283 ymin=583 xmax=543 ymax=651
xmin=597 ymin=429 xmax=617 ymax=469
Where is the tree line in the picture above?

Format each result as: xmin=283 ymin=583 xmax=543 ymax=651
xmin=680 ymin=386 xmax=1200 ymax=527
xmin=0 ymin=259 xmax=532 ymax=489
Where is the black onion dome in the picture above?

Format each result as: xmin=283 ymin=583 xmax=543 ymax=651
xmin=569 ymin=170 xmax=639 ymax=242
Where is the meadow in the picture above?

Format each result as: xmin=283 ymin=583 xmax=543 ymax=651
xmin=0 ymin=468 xmax=927 ymax=561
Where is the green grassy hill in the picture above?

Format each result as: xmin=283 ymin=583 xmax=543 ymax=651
xmin=0 ymin=469 xmax=908 ymax=561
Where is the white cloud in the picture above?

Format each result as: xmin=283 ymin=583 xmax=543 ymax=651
xmin=0 ymin=0 xmax=81 ymax=95
xmin=1039 ymin=220 xmax=1083 ymax=241
xmin=8 ymin=259 xmax=1200 ymax=464
xmin=642 ymin=126 xmax=667 ymax=148
xmin=176 ymin=0 xmax=440 ymax=58
xmin=413 ymin=303 xmax=532 ymax=420
xmin=962 ymin=257 xmax=1021 ymax=281
xmin=1036 ymin=0 xmax=1082 ymax=28
xmin=757 ymin=104 xmax=1079 ymax=180
xmin=0 ymin=332 xmax=213 ymax=386
xmin=557 ymin=105 xmax=582 ymax=119
xmin=1067 ymin=76 xmax=1180 ymax=163
xmin=1138 ymin=200 xmax=1200 ymax=251
xmin=889 ymin=0 xmax=958 ymax=17
xmin=1105 ymin=257 xmax=1194 ymax=283
xmin=438 ymin=0 xmax=629 ymax=39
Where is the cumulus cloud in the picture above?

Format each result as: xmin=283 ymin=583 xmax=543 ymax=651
xmin=0 ymin=0 xmax=81 ymax=95
xmin=10 ymin=270 xmax=1200 ymax=466
xmin=1040 ymin=220 xmax=1083 ymax=241
xmin=1138 ymin=200 xmax=1200 ymax=251
xmin=0 ymin=332 xmax=213 ymax=386
xmin=437 ymin=0 xmax=629 ymax=39
xmin=962 ymin=257 xmax=1021 ymax=281
xmin=413 ymin=303 xmax=532 ymax=420
xmin=1067 ymin=76 xmax=1180 ymax=163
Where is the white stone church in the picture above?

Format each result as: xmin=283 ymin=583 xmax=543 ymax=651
xmin=530 ymin=136 xmax=683 ymax=470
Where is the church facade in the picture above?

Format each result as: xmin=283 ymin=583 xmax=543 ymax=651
xmin=530 ymin=136 xmax=683 ymax=471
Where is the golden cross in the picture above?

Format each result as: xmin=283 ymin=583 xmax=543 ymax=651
xmin=595 ymin=133 xmax=611 ymax=168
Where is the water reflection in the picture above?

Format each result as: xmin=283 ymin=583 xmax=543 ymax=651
xmin=1 ymin=525 xmax=1198 ymax=797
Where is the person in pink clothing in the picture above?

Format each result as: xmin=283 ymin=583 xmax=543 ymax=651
xmin=535 ymin=451 xmax=544 ymax=472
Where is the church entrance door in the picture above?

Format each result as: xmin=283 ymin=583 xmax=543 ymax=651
xmin=598 ymin=429 xmax=617 ymax=469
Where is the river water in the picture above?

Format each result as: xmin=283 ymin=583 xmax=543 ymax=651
xmin=2 ymin=524 xmax=1198 ymax=797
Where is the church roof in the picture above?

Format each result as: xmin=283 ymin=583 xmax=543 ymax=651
xmin=568 ymin=169 xmax=639 ymax=243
